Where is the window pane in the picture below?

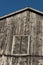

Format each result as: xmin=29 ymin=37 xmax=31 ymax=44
xmin=12 ymin=36 xmax=28 ymax=54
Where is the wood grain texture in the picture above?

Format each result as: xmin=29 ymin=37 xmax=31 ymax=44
xmin=0 ymin=10 xmax=43 ymax=65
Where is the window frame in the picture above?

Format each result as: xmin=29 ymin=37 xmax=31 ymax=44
xmin=11 ymin=35 xmax=30 ymax=55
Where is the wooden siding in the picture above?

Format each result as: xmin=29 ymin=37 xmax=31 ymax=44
xmin=0 ymin=10 xmax=43 ymax=65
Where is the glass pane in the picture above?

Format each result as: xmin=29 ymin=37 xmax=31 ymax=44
xmin=12 ymin=36 xmax=28 ymax=54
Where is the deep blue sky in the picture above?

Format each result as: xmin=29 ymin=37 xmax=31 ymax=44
xmin=0 ymin=0 xmax=43 ymax=16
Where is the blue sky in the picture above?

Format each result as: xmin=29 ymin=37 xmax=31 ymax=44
xmin=0 ymin=0 xmax=43 ymax=16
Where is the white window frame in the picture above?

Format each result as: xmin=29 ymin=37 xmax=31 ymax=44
xmin=11 ymin=35 xmax=30 ymax=56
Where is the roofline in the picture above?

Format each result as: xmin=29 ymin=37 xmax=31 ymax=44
xmin=0 ymin=7 xmax=43 ymax=20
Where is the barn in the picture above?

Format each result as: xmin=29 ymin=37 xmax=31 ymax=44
xmin=0 ymin=7 xmax=43 ymax=65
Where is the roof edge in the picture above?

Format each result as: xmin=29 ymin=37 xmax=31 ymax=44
xmin=0 ymin=7 xmax=43 ymax=20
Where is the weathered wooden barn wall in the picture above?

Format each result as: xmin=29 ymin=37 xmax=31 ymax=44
xmin=0 ymin=8 xmax=43 ymax=65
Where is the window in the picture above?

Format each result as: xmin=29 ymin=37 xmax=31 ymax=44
xmin=11 ymin=35 xmax=30 ymax=55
